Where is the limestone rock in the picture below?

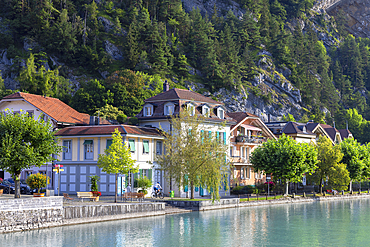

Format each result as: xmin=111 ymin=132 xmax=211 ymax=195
xmin=104 ymin=40 xmax=123 ymax=60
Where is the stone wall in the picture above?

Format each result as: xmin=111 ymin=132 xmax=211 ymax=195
xmin=0 ymin=197 xmax=63 ymax=233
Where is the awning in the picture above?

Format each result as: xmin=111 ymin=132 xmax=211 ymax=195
xmin=240 ymin=124 xmax=262 ymax=132
xmin=83 ymin=140 xmax=93 ymax=145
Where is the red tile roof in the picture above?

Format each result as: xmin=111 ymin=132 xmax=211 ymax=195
xmin=2 ymin=92 xmax=90 ymax=125
xmin=227 ymin=112 xmax=259 ymax=123
xmin=56 ymin=125 xmax=162 ymax=137
xmin=144 ymin=88 xmax=221 ymax=104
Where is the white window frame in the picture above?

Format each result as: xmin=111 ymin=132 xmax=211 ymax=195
xmin=156 ymin=141 xmax=163 ymax=155
xmin=218 ymin=108 xmax=224 ymax=119
xmin=63 ymin=140 xmax=72 ymax=160
xmin=144 ymin=105 xmax=153 ymax=117
xmin=84 ymin=140 xmax=94 ymax=160
xmin=164 ymin=103 xmax=175 ymax=116
xmin=202 ymin=106 xmax=210 ymax=117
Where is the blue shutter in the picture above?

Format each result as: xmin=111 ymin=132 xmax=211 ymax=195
xmin=209 ymin=131 xmax=212 ymax=139
xmin=223 ymin=132 xmax=227 ymax=145
xmin=201 ymin=130 xmax=204 ymax=142
xmin=216 ymin=131 xmax=219 ymax=141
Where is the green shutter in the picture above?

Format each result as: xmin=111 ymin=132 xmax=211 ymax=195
xmin=106 ymin=139 xmax=112 ymax=149
xmin=209 ymin=131 xmax=212 ymax=138
xmin=148 ymin=169 xmax=152 ymax=180
xmin=223 ymin=132 xmax=227 ymax=145
xmin=201 ymin=130 xmax=204 ymax=142
xmin=143 ymin=141 xmax=149 ymax=153
xmin=139 ymin=169 xmax=142 ymax=178
xmin=129 ymin=140 xmax=135 ymax=151
xmin=83 ymin=140 xmax=93 ymax=145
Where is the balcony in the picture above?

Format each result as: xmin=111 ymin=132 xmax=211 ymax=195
xmin=236 ymin=135 xmax=267 ymax=144
xmin=230 ymin=156 xmax=250 ymax=164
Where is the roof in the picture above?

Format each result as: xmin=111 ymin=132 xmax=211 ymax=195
xmin=2 ymin=92 xmax=90 ymax=125
xmin=227 ymin=112 xmax=259 ymax=123
xmin=55 ymin=125 xmax=162 ymax=137
xmin=144 ymin=88 xmax=221 ymax=104
xmin=282 ymin=122 xmax=315 ymax=136
xmin=338 ymin=129 xmax=352 ymax=139
xmin=320 ymin=124 xmax=339 ymax=142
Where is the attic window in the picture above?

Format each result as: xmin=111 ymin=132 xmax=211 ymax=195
xmin=203 ymin=106 xmax=209 ymax=117
xmin=144 ymin=105 xmax=153 ymax=117
xmin=218 ymin=108 xmax=224 ymax=119
xmin=164 ymin=103 xmax=175 ymax=116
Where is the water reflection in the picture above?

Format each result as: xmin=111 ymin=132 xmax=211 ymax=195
xmin=3 ymin=199 xmax=370 ymax=246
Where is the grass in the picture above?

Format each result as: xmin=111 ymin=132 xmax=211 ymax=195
xmin=166 ymin=198 xmax=211 ymax=201
xmin=240 ymin=195 xmax=284 ymax=202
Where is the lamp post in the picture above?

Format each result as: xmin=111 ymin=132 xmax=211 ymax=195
xmin=267 ymin=175 xmax=271 ymax=196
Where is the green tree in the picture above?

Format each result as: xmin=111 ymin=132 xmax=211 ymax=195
xmin=250 ymin=134 xmax=318 ymax=195
xmin=340 ymin=138 xmax=368 ymax=191
xmin=94 ymin=104 xmax=126 ymax=122
xmin=310 ymin=136 xmax=343 ymax=194
xmin=327 ymin=163 xmax=350 ymax=191
xmin=98 ymin=128 xmax=138 ymax=202
xmin=156 ymin=108 xmax=230 ymax=200
xmin=0 ymin=110 xmax=61 ymax=198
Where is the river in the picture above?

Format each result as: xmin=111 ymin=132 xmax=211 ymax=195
xmin=2 ymin=198 xmax=370 ymax=246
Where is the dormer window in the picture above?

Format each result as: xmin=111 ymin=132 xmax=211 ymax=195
xmin=218 ymin=108 xmax=224 ymax=119
xmin=186 ymin=103 xmax=195 ymax=116
xmin=202 ymin=106 xmax=210 ymax=117
xmin=144 ymin=105 xmax=153 ymax=117
xmin=164 ymin=103 xmax=175 ymax=115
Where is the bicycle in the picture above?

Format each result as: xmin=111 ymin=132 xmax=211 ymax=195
xmin=151 ymin=189 xmax=164 ymax=199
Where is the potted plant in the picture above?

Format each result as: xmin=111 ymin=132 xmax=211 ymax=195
xmin=137 ymin=176 xmax=152 ymax=195
xmin=26 ymin=174 xmax=49 ymax=197
xmin=89 ymin=175 xmax=101 ymax=201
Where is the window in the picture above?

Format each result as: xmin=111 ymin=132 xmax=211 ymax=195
xmin=26 ymin=110 xmax=34 ymax=118
xmin=203 ymin=106 xmax=209 ymax=117
xmin=106 ymin=139 xmax=112 ymax=149
xmin=84 ymin=140 xmax=94 ymax=160
xmin=188 ymin=104 xmax=195 ymax=116
xmin=129 ymin=139 xmax=135 ymax=153
xmin=140 ymin=169 xmax=152 ymax=179
xmin=144 ymin=106 xmax=153 ymax=117
xmin=143 ymin=140 xmax=149 ymax=154
xmin=241 ymin=147 xmax=244 ymax=158
xmin=164 ymin=103 xmax=174 ymax=115
xmin=156 ymin=141 xmax=162 ymax=155
xmin=218 ymin=108 xmax=224 ymax=119
xmin=219 ymin=132 xmax=225 ymax=144
xmin=241 ymin=167 xmax=244 ymax=179
xmin=63 ymin=140 xmax=72 ymax=160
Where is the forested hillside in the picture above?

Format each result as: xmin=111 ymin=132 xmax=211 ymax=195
xmin=1 ymin=0 xmax=370 ymax=142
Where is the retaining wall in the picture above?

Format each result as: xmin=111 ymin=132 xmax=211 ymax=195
xmin=0 ymin=197 xmax=63 ymax=233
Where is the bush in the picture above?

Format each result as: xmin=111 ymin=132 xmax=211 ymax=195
xmin=26 ymin=174 xmax=49 ymax=193
xmin=89 ymin=175 xmax=100 ymax=192
xmin=137 ymin=176 xmax=152 ymax=193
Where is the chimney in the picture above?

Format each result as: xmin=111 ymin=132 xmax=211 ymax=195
xmin=163 ymin=80 xmax=169 ymax=92
xmin=268 ymin=114 xmax=271 ymax=123
xmin=346 ymin=120 xmax=348 ymax=130
xmin=333 ymin=120 xmax=336 ymax=128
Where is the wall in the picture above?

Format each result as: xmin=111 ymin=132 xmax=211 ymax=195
xmin=0 ymin=197 xmax=63 ymax=233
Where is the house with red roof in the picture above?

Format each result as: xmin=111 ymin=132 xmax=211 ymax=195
xmin=228 ymin=112 xmax=276 ymax=187
xmin=55 ymin=124 xmax=163 ymax=196
xmin=136 ymin=83 xmax=236 ymax=198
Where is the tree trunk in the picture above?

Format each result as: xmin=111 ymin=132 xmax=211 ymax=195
xmin=319 ymin=176 xmax=323 ymax=194
xmin=115 ymin=173 xmax=118 ymax=203
xmin=191 ymin=180 xmax=194 ymax=199
xmin=285 ymin=180 xmax=289 ymax=195
xmin=349 ymin=180 xmax=352 ymax=192
xmin=13 ymin=174 xmax=21 ymax=198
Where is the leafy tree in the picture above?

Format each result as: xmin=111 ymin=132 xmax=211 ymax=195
xmin=0 ymin=110 xmax=61 ymax=198
xmin=98 ymin=128 xmax=138 ymax=202
xmin=282 ymin=114 xmax=295 ymax=122
xmin=94 ymin=104 xmax=127 ymax=122
xmin=340 ymin=138 xmax=369 ymax=191
xmin=327 ymin=163 xmax=350 ymax=191
xmin=137 ymin=176 xmax=152 ymax=194
xmin=310 ymin=136 xmax=343 ymax=194
xmin=250 ymin=134 xmax=318 ymax=195
xmin=156 ymin=108 xmax=230 ymax=200
xmin=71 ymin=79 xmax=113 ymax=115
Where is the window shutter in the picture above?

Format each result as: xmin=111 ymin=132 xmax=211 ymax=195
xmin=139 ymin=169 xmax=142 ymax=178
xmin=148 ymin=169 xmax=152 ymax=180
xmin=83 ymin=140 xmax=93 ymax=145
xmin=201 ymin=130 xmax=204 ymax=142
xmin=216 ymin=131 xmax=219 ymax=141
xmin=208 ymin=131 xmax=212 ymax=139
xmin=143 ymin=141 xmax=149 ymax=153
xmin=106 ymin=139 xmax=112 ymax=149
xmin=223 ymin=132 xmax=227 ymax=145
xmin=129 ymin=140 xmax=135 ymax=152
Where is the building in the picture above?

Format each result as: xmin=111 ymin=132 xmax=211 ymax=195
xmin=228 ymin=112 xmax=276 ymax=187
xmin=0 ymin=92 xmax=105 ymax=183
xmin=55 ymin=125 xmax=163 ymax=196
xmin=136 ymin=84 xmax=236 ymax=197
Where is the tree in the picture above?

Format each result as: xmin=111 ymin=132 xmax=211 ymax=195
xmin=340 ymin=138 xmax=368 ymax=191
xmin=327 ymin=163 xmax=351 ymax=191
xmin=310 ymin=136 xmax=343 ymax=194
xmin=250 ymin=134 xmax=318 ymax=195
xmin=156 ymin=108 xmax=230 ymax=200
xmin=97 ymin=128 xmax=138 ymax=202
xmin=0 ymin=110 xmax=61 ymax=198
xmin=94 ymin=104 xmax=127 ymax=122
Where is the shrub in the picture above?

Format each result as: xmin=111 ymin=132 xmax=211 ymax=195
xmin=89 ymin=175 xmax=100 ymax=192
xmin=137 ymin=176 xmax=152 ymax=194
xmin=26 ymin=174 xmax=49 ymax=193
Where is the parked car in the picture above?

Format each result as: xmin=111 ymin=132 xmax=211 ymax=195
xmin=4 ymin=178 xmax=34 ymax=194
xmin=0 ymin=180 xmax=15 ymax=194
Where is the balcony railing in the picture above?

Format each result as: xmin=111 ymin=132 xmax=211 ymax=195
xmin=230 ymin=156 xmax=250 ymax=164
xmin=236 ymin=135 xmax=266 ymax=144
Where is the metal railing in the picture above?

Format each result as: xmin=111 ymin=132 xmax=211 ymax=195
xmin=235 ymin=135 xmax=266 ymax=144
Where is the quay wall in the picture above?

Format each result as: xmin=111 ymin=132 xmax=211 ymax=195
xmin=0 ymin=197 xmax=165 ymax=233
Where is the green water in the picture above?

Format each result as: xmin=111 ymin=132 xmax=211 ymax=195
xmin=3 ymin=198 xmax=370 ymax=246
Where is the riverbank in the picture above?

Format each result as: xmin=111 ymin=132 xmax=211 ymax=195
xmin=2 ymin=193 xmax=370 ymax=233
